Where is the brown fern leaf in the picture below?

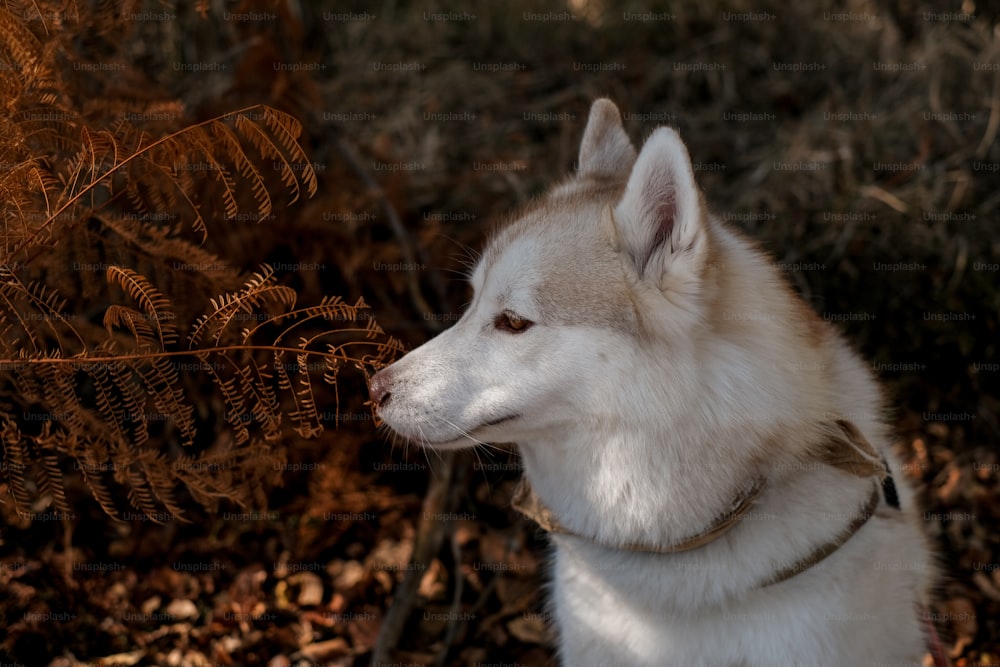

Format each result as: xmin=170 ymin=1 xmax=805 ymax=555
xmin=121 ymin=186 xmax=154 ymax=225
xmin=123 ymin=168 xmax=181 ymax=227
xmin=0 ymin=271 xmax=43 ymax=353
xmin=103 ymin=305 xmax=157 ymax=350
xmin=105 ymin=355 xmax=150 ymax=446
xmin=172 ymin=449 xmax=240 ymax=507
xmin=210 ymin=120 xmax=270 ymax=215
xmin=233 ymin=360 xmax=283 ymax=441
xmin=270 ymin=350 xmax=323 ymax=439
xmin=0 ymin=417 xmax=32 ymax=515
xmin=248 ymin=360 xmax=282 ymax=441
xmin=108 ymin=438 xmax=138 ymax=488
xmin=232 ymin=110 xmax=316 ymax=206
xmin=14 ymin=103 xmax=319 ymax=258
xmin=0 ymin=8 xmax=403 ymax=523
xmin=168 ymin=124 xmax=240 ymax=219
xmin=323 ymin=358 xmax=342 ymax=423
xmin=0 ymin=269 xmax=86 ymax=355
xmin=94 ymin=213 xmax=244 ymax=291
xmin=131 ymin=152 xmax=208 ymax=241
xmin=61 ymin=126 xmax=119 ymax=207
xmin=35 ymin=358 xmax=90 ymax=436
xmin=152 ymin=354 xmax=198 ymax=445
xmin=134 ymin=449 xmax=185 ymax=519
xmin=289 ymin=350 xmax=323 ymax=439
xmin=203 ymin=361 xmax=251 ymax=446
xmin=260 ymin=295 xmax=363 ymax=346
xmin=83 ymin=357 xmax=128 ymax=442
xmin=321 ymin=316 xmax=406 ymax=371
xmin=362 ymin=316 xmax=407 ymax=359
xmin=132 ymin=355 xmax=197 ymax=447
xmin=22 ymin=280 xmax=64 ymax=316
xmin=6 ymin=359 xmax=42 ymax=404
xmin=190 ymin=265 xmax=296 ymax=347
xmin=125 ymin=469 xmax=163 ymax=521
xmin=20 ymin=278 xmax=83 ymax=352
xmin=0 ymin=8 xmax=43 ymax=71
xmin=176 ymin=435 xmax=284 ymax=511
xmin=77 ymin=455 xmax=120 ymax=520
xmin=0 ymin=157 xmax=54 ymax=245
xmin=34 ymin=358 xmax=133 ymax=448
xmin=34 ymin=425 xmax=70 ymax=514
xmin=273 ymin=355 xmax=293 ymax=393
xmin=260 ymin=108 xmax=319 ymax=197
xmin=105 ymin=266 xmax=178 ymax=348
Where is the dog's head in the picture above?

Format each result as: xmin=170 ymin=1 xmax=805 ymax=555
xmin=370 ymin=99 xmax=717 ymax=448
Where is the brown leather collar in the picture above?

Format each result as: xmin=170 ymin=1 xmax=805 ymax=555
xmin=512 ymin=475 xmax=766 ymax=554
xmin=758 ymin=483 xmax=881 ymax=587
xmin=511 ymin=420 xmax=891 ymax=586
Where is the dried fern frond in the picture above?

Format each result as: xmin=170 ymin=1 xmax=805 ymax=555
xmin=0 ymin=286 xmax=402 ymax=520
xmin=0 ymin=3 xmax=399 ymax=522
xmin=10 ymin=104 xmax=319 ymax=261
xmin=105 ymin=266 xmax=178 ymax=349
xmin=189 ymin=265 xmax=298 ymax=347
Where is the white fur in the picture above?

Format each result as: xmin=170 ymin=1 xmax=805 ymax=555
xmin=371 ymin=99 xmax=934 ymax=666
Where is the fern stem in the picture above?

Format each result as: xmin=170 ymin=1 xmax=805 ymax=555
xmin=12 ymin=104 xmax=285 ymax=260
xmin=4 ymin=341 xmax=387 ymax=368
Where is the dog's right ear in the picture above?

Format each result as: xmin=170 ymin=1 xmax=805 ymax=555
xmin=578 ymin=99 xmax=636 ymax=176
xmin=612 ymin=127 xmax=708 ymax=291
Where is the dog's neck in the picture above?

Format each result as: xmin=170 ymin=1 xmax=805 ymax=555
xmin=515 ymin=423 xmax=768 ymax=551
xmin=512 ymin=472 xmax=767 ymax=554
xmin=515 ymin=420 xmax=887 ymax=562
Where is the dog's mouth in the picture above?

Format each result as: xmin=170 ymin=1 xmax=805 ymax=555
xmin=412 ymin=413 xmax=521 ymax=447
xmin=480 ymin=413 xmax=519 ymax=428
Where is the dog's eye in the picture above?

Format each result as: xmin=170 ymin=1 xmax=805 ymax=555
xmin=494 ymin=312 xmax=533 ymax=333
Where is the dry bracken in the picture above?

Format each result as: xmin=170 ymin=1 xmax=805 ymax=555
xmin=0 ymin=1 xmax=402 ymax=522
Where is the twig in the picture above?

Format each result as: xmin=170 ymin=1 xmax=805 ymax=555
xmin=332 ymin=135 xmax=449 ymax=321
xmin=371 ymin=452 xmax=461 ymax=665
xmin=322 ymin=124 xmax=468 ymax=665
xmin=433 ymin=528 xmax=466 ymax=667
xmin=977 ymin=71 xmax=1000 ymax=159
xmin=432 ymin=520 xmax=526 ymax=665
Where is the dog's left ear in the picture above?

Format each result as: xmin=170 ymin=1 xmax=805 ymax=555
xmin=613 ymin=127 xmax=707 ymax=286
xmin=578 ymin=99 xmax=636 ymax=175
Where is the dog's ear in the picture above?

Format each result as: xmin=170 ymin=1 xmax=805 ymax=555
xmin=612 ymin=127 xmax=707 ymax=285
xmin=578 ymin=99 xmax=636 ymax=176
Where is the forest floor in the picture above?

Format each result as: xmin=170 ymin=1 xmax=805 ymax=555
xmin=1 ymin=1 xmax=998 ymax=665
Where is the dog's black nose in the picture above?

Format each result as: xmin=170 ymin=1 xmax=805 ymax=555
xmin=368 ymin=369 xmax=393 ymax=409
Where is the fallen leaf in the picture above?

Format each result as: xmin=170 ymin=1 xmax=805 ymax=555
xmin=293 ymin=638 xmax=350 ymax=660
xmin=289 ymin=571 xmax=324 ymax=607
xmin=165 ymin=598 xmax=199 ymax=621
xmin=328 ymin=560 xmax=366 ymax=591
xmin=942 ymin=598 xmax=977 ymax=658
xmin=140 ymin=596 xmax=162 ymax=615
xmin=96 ymin=651 xmax=143 ymax=666
xmin=418 ymin=558 xmax=447 ymax=600
xmin=507 ymin=614 xmax=547 ymax=644
xmin=347 ymin=611 xmax=381 ymax=652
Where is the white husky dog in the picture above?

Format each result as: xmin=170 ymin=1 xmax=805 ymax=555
xmin=369 ymin=100 xmax=936 ymax=666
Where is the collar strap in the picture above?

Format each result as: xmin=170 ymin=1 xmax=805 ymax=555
xmin=757 ymin=483 xmax=880 ymax=587
xmin=512 ymin=475 xmax=881 ymax=585
xmin=818 ymin=420 xmax=887 ymax=479
xmin=512 ymin=476 xmax=766 ymax=555
xmin=511 ymin=420 xmax=893 ymax=578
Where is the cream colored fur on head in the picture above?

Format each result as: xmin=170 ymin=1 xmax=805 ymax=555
xmin=371 ymin=99 xmax=935 ymax=666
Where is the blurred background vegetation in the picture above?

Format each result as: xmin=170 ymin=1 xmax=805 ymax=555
xmin=0 ymin=0 xmax=997 ymax=664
